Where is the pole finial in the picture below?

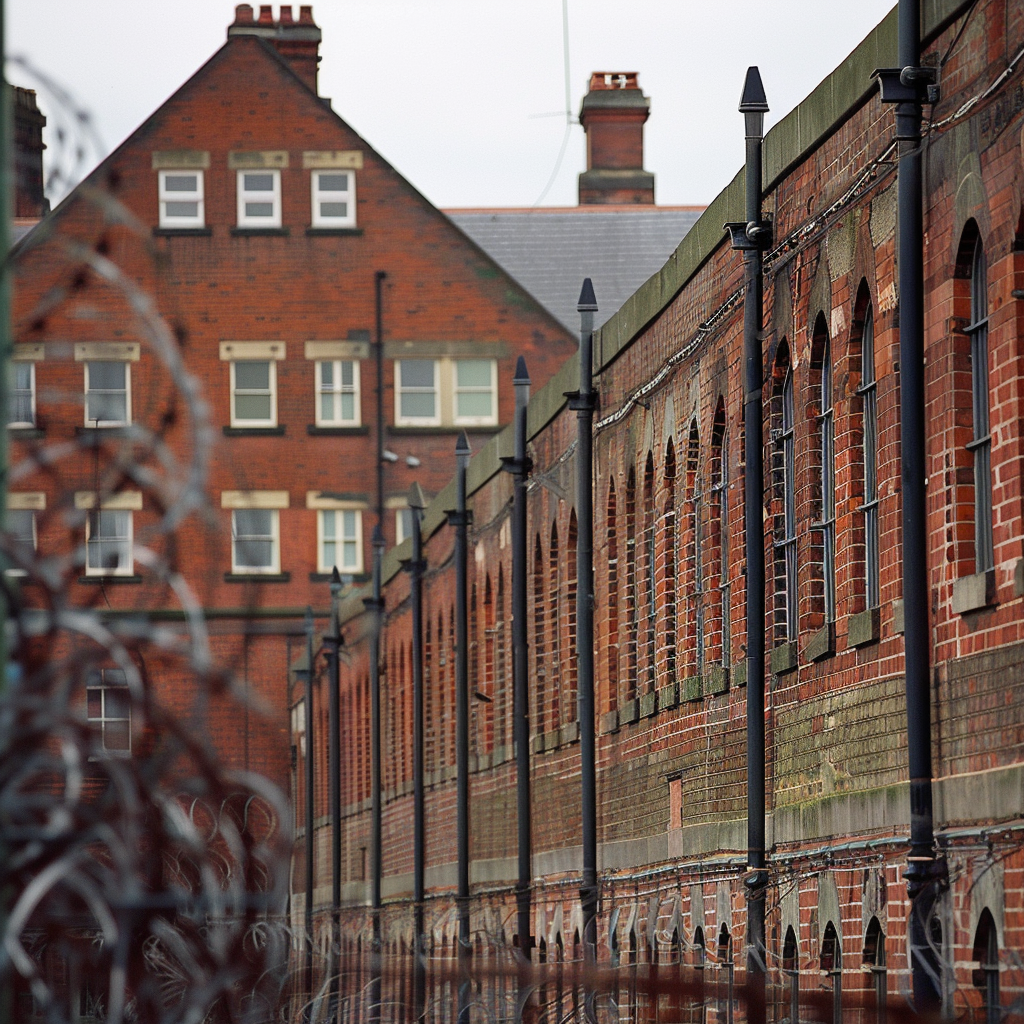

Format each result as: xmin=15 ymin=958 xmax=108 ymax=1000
xmin=513 ymin=355 xmax=531 ymax=386
xmin=577 ymin=277 xmax=598 ymax=312
xmin=455 ymin=430 xmax=471 ymax=457
xmin=739 ymin=66 xmax=769 ymax=113
xmin=408 ymin=481 xmax=426 ymax=510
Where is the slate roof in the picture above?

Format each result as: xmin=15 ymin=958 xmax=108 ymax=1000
xmin=444 ymin=205 xmax=704 ymax=335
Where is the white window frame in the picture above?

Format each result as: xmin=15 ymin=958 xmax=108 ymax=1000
xmin=315 ymin=359 xmax=360 ymax=426
xmin=231 ymin=508 xmax=281 ymax=574
xmin=311 ymin=169 xmax=356 ymax=228
xmin=158 ymin=169 xmax=205 ymax=228
xmin=395 ymin=359 xmax=441 ymax=426
xmin=87 ymin=667 xmax=132 ymax=755
xmin=85 ymin=509 xmax=134 ymax=577
xmin=236 ymin=169 xmax=282 ymax=228
xmin=453 ymin=358 xmax=498 ymax=426
xmin=5 ymin=507 xmax=36 ymax=577
xmin=230 ymin=360 xmax=278 ymax=428
xmin=7 ymin=360 xmax=35 ymax=428
xmin=318 ymin=508 xmax=363 ymax=574
xmin=84 ymin=361 xmax=131 ymax=427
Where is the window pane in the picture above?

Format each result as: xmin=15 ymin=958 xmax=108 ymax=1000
xmin=235 ymin=394 xmax=272 ymax=421
xmin=245 ymin=202 xmax=274 ymax=218
xmin=320 ymin=362 xmax=334 ymax=388
xmin=237 ymin=539 xmax=273 ymax=567
xmin=457 ymin=360 xmax=491 ymax=388
xmin=244 ymin=173 xmax=274 ymax=192
xmin=320 ymin=202 xmax=348 ymax=218
xmin=400 ymin=360 xmax=435 ymax=389
xmin=340 ymin=393 xmax=354 ymax=420
xmin=341 ymin=510 xmax=357 ymax=539
xmin=104 ymin=720 xmax=131 ymax=752
xmin=164 ymin=174 xmax=198 ymax=192
xmin=322 ymin=511 xmax=336 ymax=540
xmin=319 ymin=173 xmax=349 ymax=192
xmin=234 ymin=509 xmax=272 ymax=536
xmin=321 ymin=394 xmax=335 ymax=420
xmin=87 ymin=392 xmax=127 ymax=423
xmin=340 ymin=362 xmax=354 ymax=387
xmin=89 ymin=362 xmax=126 ymax=390
xmin=87 ymin=689 xmax=102 ymax=718
xmin=165 ymin=201 xmax=199 ymax=217
xmin=322 ymin=540 xmax=336 ymax=567
xmin=456 ymin=392 xmax=492 ymax=419
xmin=8 ymin=510 xmax=34 ymax=547
xmin=234 ymin=361 xmax=270 ymax=390
xmin=105 ymin=688 xmax=131 ymax=719
xmin=401 ymin=392 xmax=436 ymax=419
xmin=342 ymin=540 xmax=358 ymax=568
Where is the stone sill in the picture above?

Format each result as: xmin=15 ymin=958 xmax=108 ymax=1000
xmin=952 ymin=568 xmax=996 ymax=615
xmin=305 ymin=226 xmax=363 ymax=237
xmin=619 ymin=698 xmax=639 ymax=726
xmin=681 ymin=675 xmax=702 ymax=702
xmin=639 ymin=691 xmax=657 ymax=718
xmin=223 ymin=425 xmax=286 ymax=437
xmin=8 ymin=426 xmax=44 ymax=440
xmin=805 ymin=623 xmax=834 ymax=662
xmin=704 ymin=664 xmax=729 ymax=696
xmin=153 ymin=227 xmax=212 ymax=237
xmin=306 ymin=424 xmax=370 ymax=436
xmin=224 ymin=572 xmax=291 ymax=583
xmin=847 ymin=607 xmax=879 ymax=648
xmin=892 ymin=599 xmax=905 ymax=635
xmin=771 ymin=641 xmax=798 ymax=675
xmin=78 ymin=574 xmax=143 ymax=584
xmin=657 ymin=681 xmax=678 ymax=711
xmin=600 ymin=710 xmax=619 ymax=735
xmin=309 ymin=571 xmax=369 ymax=584
xmin=230 ymin=227 xmax=289 ymax=236
xmin=388 ymin=425 xmax=502 ymax=436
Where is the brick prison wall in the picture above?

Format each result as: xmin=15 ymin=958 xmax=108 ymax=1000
xmin=318 ymin=0 xmax=1024 ymax=1011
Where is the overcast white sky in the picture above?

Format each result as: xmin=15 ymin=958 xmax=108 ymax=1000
xmin=9 ymin=0 xmax=897 ymax=210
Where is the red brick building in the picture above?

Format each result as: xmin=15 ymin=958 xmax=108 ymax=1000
xmin=322 ymin=0 xmax=1024 ymax=1018
xmin=8 ymin=4 xmax=574 ymax=812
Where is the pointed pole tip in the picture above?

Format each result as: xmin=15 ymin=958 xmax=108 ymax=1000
xmin=455 ymin=429 xmax=471 ymax=455
xmin=408 ymin=481 xmax=426 ymax=510
xmin=577 ymin=277 xmax=598 ymax=312
xmin=513 ymin=354 xmax=531 ymax=385
xmin=739 ymin=66 xmax=769 ymax=113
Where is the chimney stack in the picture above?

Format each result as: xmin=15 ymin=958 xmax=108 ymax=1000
xmin=229 ymin=4 xmax=322 ymax=95
xmin=577 ymin=72 xmax=654 ymax=205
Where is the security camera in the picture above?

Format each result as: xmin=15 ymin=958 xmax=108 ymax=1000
xmin=405 ymin=455 xmax=421 ymax=468
xmin=382 ymin=449 xmax=399 ymax=463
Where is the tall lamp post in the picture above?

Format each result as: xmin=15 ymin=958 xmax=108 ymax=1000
xmin=326 ymin=567 xmax=343 ymax=1017
xmin=726 ymin=67 xmax=771 ymax=1021
xmin=302 ymin=606 xmax=316 ymax=1013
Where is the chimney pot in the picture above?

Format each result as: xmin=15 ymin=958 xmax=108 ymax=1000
xmin=279 ymin=5 xmax=294 ymax=23
xmin=298 ymin=5 xmax=315 ymax=24
xmin=232 ymin=3 xmax=255 ymax=25
xmin=258 ymin=5 xmax=275 ymax=24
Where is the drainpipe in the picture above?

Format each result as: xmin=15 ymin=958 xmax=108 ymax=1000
xmin=874 ymin=3 xmax=945 ymax=1012
xmin=303 ymin=606 xmax=316 ymax=1011
xmin=502 ymin=360 xmax=534 ymax=958
xmin=450 ymin=431 xmax=473 ymax=1022
xmin=407 ymin=482 xmax=427 ymax=1015
xmin=375 ymin=271 xmax=387 ymax=528
xmin=727 ymin=66 xmax=771 ymax=1022
xmin=571 ymin=280 xmax=599 ymax=977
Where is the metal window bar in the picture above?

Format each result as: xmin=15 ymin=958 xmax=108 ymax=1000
xmin=857 ymin=306 xmax=880 ymax=608
xmin=821 ymin=338 xmax=836 ymax=622
xmin=711 ymin=439 xmax=729 ymax=668
xmin=774 ymin=367 xmax=798 ymax=640
xmin=969 ymin=236 xmax=994 ymax=572
xmin=694 ymin=484 xmax=704 ymax=675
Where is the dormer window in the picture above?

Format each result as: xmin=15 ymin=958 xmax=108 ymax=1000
xmin=158 ymin=170 xmax=204 ymax=228
xmin=237 ymin=170 xmax=281 ymax=228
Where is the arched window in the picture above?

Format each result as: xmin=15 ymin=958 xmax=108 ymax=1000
xmin=973 ymin=909 xmax=999 ymax=1024
xmin=424 ymin=607 xmax=434 ymax=773
xmin=567 ymin=511 xmax=578 ymax=724
xmin=624 ymin=468 xmax=638 ymax=704
xmin=607 ymin=480 xmax=620 ymax=714
xmin=483 ymin=575 xmax=494 ymax=753
xmin=663 ymin=440 xmax=678 ymax=683
xmin=783 ymin=925 xmax=799 ymax=1024
xmin=812 ymin=312 xmax=836 ymax=624
xmin=469 ymin=583 xmax=478 ymax=757
xmin=683 ymin=421 xmax=702 ymax=681
xmin=549 ymin=521 xmax=561 ymax=731
xmin=968 ymin=231 xmax=993 ymax=573
xmin=820 ymin=921 xmax=842 ymax=1024
xmin=495 ymin=566 xmax=507 ymax=749
xmin=772 ymin=340 xmax=798 ymax=643
xmin=447 ymin=605 xmax=456 ymax=764
xmin=855 ymin=289 xmax=880 ymax=610
xmin=710 ymin=398 xmax=729 ymax=668
xmin=642 ymin=452 xmax=657 ymax=693
xmin=533 ymin=533 xmax=546 ymax=734
xmin=863 ymin=915 xmax=886 ymax=1024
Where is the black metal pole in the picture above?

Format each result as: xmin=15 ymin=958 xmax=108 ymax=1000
xmin=450 ymin=432 xmax=473 ymax=1023
xmin=572 ymin=281 xmax=599 ymax=983
xmin=511 ymin=360 xmax=533 ymax=958
xmin=874 ymin=4 xmax=945 ymax=1010
xmin=303 ymin=607 xmax=316 ymax=1013
xmin=327 ymin=568 xmax=342 ymax=1016
xmin=728 ymin=67 xmax=770 ymax=1023
xmin=375 ymin=270 xmax=387 ymax=529
xmin=369 ymin=526 xmax=385 ymax=929
xmin=407 ymin=483 xmax=427 ymax=1018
